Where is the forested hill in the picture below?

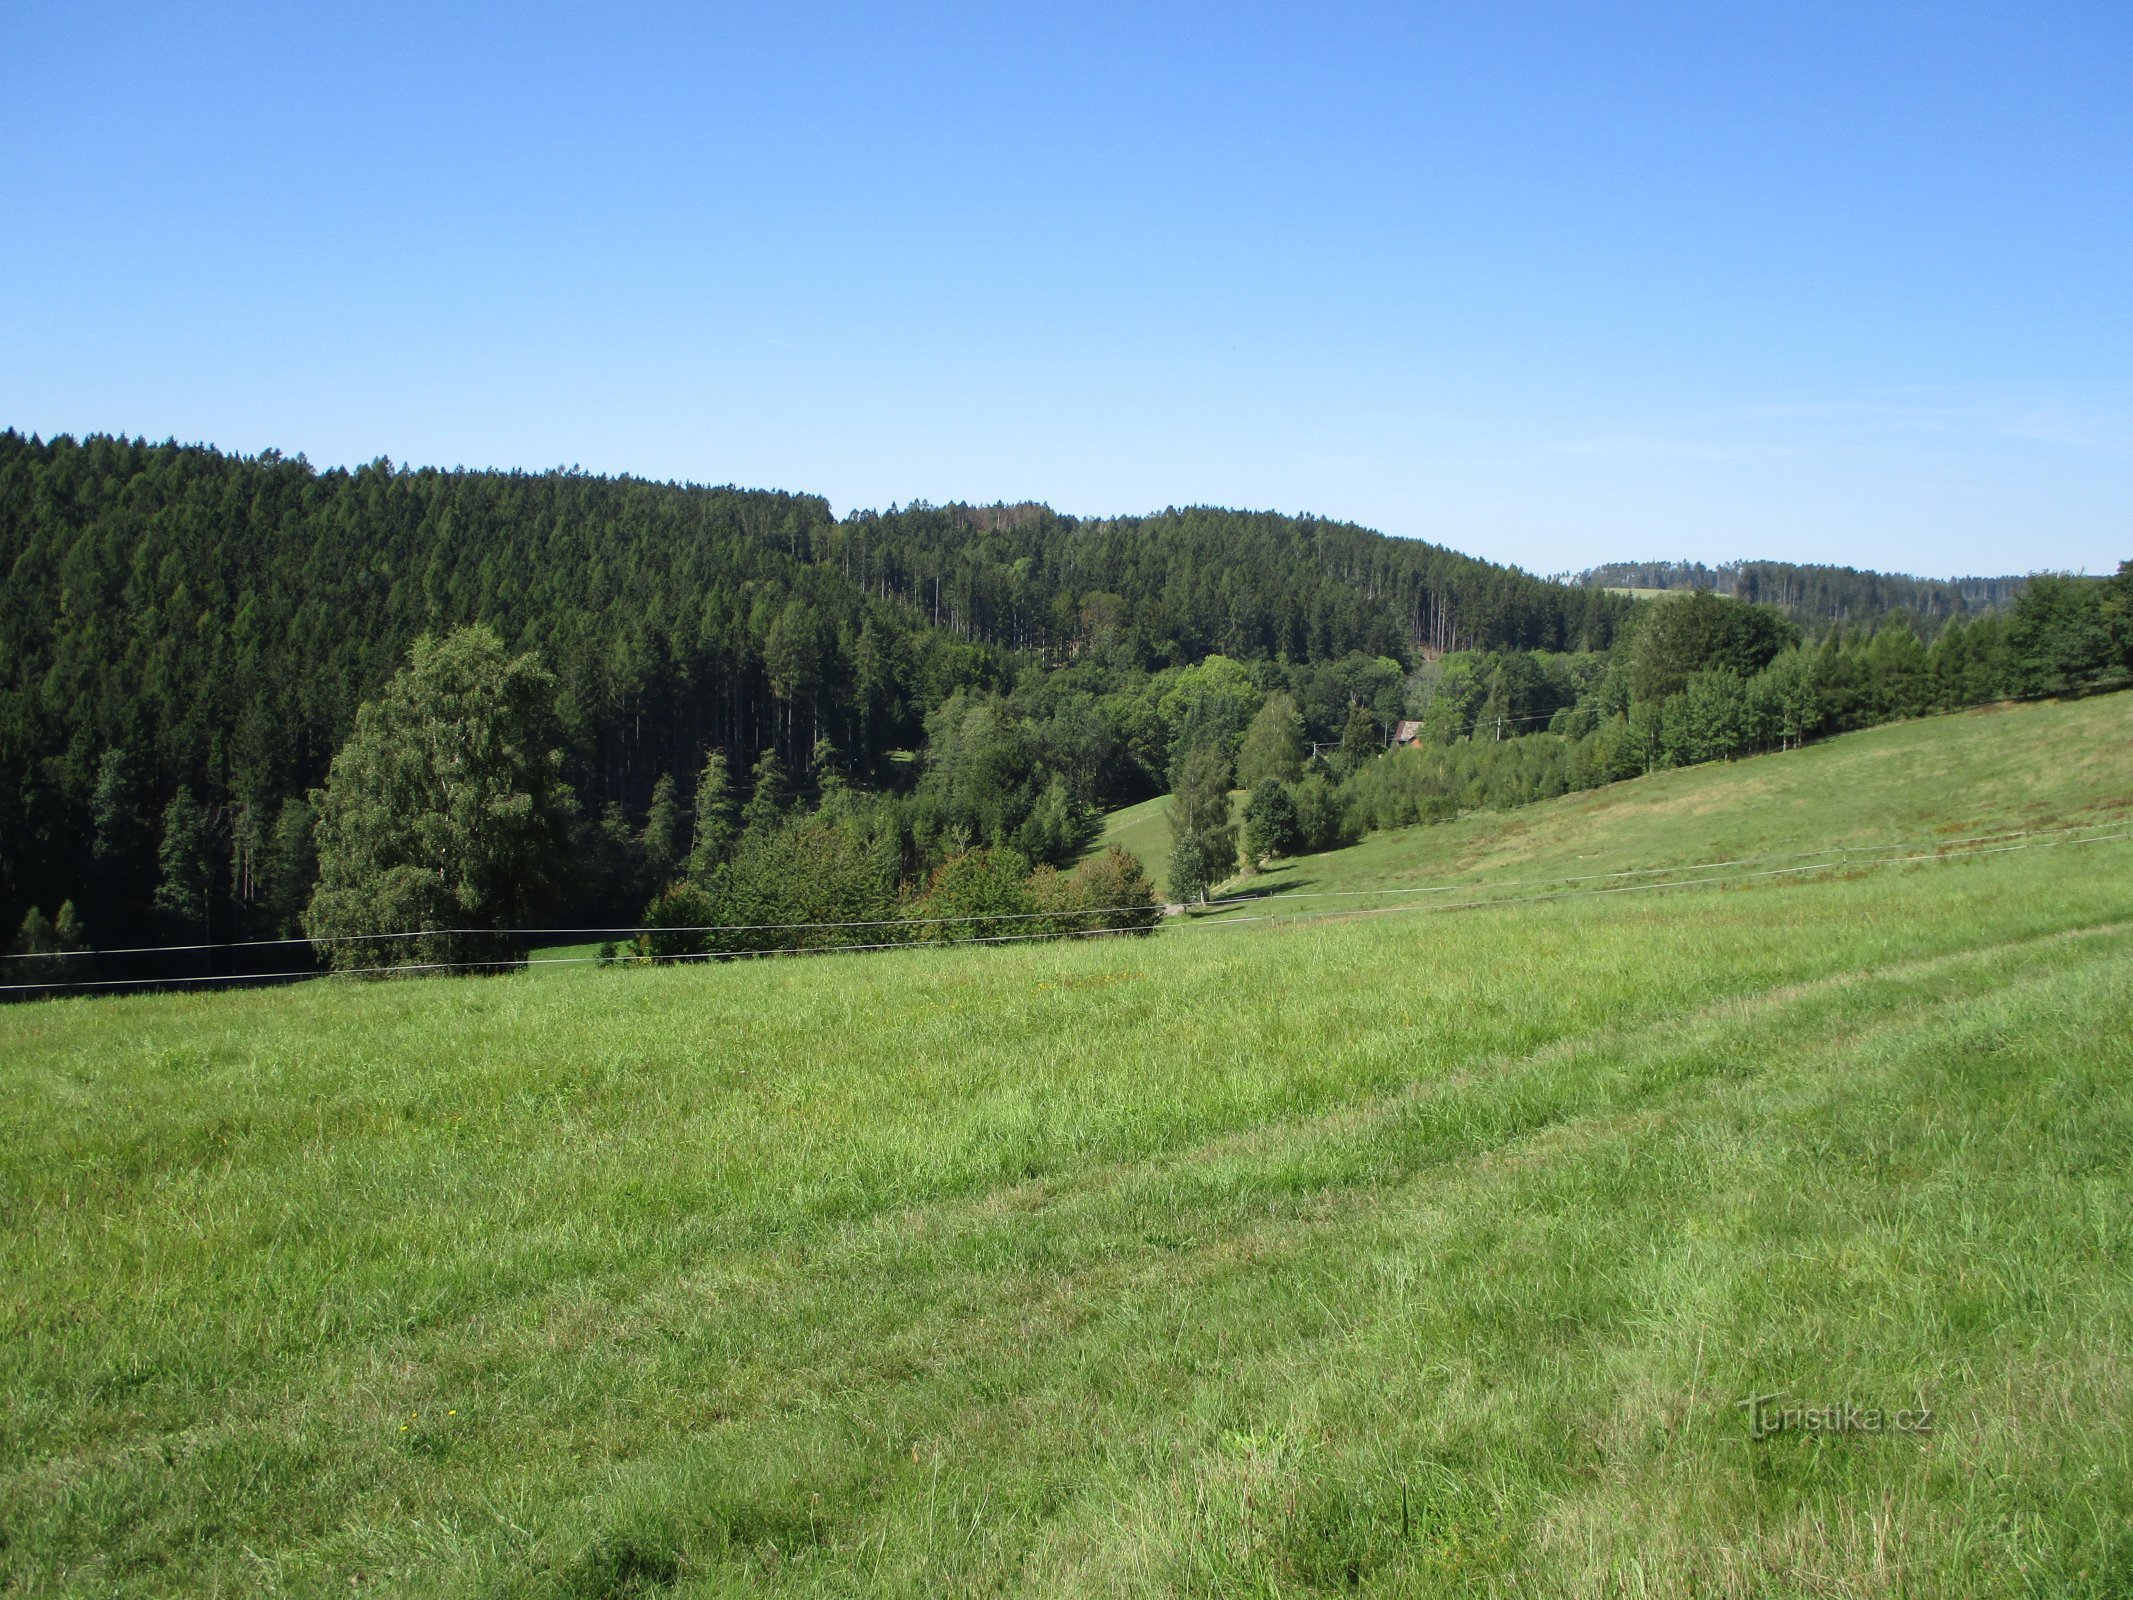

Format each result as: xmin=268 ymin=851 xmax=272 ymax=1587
xmin=0 ymin=430 xmax=1624 ymax=934
xmin=1571 ymin=558 xmax=2026 ymax=635
xmin=845 ymin=502 xmax=1630 ymax=660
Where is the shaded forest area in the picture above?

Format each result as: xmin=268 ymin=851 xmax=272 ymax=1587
xmin=1 ymin=432 xmax=1629 ymax=955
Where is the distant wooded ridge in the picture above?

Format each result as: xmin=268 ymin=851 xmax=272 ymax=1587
xmin=1566 ymin=559 xmax=2030 ymax=634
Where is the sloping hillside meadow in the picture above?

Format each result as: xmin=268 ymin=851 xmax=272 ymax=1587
xmin=4 ymin=695 xmax=2131 ymax=1596
xmin=1200 ymin=692 xmax=2133 ymax=915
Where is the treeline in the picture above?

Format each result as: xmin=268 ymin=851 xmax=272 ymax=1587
xmin=285 ymin=628 xmax=1165 ymax=977
xmin=848 ymin=502 xmax=1634 ymax=660
xmin=1 ymin=430 xmax=1620 ymax=961
xmin=1571 ymin=559 xmax=2028 ymax=638
xmin=1323 ymin=577 xmax=2133 ymax=835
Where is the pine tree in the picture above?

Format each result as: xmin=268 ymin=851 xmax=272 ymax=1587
xmin=741 ymin=748 xmax=789 ymax=839
xmin=88 ymin=746 xmax=143 ymax=918
xmin=639 ymin=774 xmax=687 ymax=889
xmin=686 ymin=751 xmax=739 ymax=882
xmin=263 ymin=798 xmax=317 ymax=937
xmin=1242 ymin=778 xmax=1302 ymax=866
xmin=1332 ymin=704 xmax=1380 ymax=777
xmin=90 ymin=747 xmax=139 ymax=865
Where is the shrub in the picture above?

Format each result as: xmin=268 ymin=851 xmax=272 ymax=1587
xmin=906 ymin=847 xmax=1036 ymax=942
xmin=637 ymin=882 xmax=716 ymax=961
xmin=697 ymin=820 xmax=902 ymax=956
xmin=1060 ymin=846 xmax=1163 ymax=936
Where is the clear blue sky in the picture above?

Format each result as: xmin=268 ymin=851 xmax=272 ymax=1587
xmin=4 ymin=2 xmax=2128 ymax=578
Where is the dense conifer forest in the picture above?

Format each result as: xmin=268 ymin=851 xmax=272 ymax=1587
xmin=0 ymin=431 xmax=1628 ymax=956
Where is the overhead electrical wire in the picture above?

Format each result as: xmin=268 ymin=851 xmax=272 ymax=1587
xmin=4 ymin=820 xmax=2127 ymax=996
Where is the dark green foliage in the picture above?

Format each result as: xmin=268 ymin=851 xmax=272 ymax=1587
xmin=1 ymin=429 xmax=2119 ymax=960
xmin=1157 ymin=655 xmax=1260 ymax=769
xmin=2108 ymin=562 xmax=2133 ymax=671
xmin=740 ymin=749 xmax=790 ymax=839
xmin=261 ymin=798 xmax=317 ymax=937
xmin=1291 ymin=772 xmax=1356 ymax=853
xmin=2007 ymin=575 xmax=2119 ymax=694
xmin=0 ymin=432 xmax=929 ymax=944
xmin=88 ymin=748 xmax=146 ymax=922
xmin=1332 ymin=704 xmax=1381 ymax=778
xmin=693 ymin=819 xmax=901 ymax=957
xmin=1346 ymin=736 xmax=1574 ymax=829
xmin=1010 ymin=775 xmax=1092 ymax=868
xmin=1661 ymin=670 xmax=1753 ymax=766
xmin=153 ymin=787 xmax=215 ymax=937
xmin=7 ymin=902 xmax=90 ymax=989
xmin=581 ymin=802 xmax=648 ymax=927
xmin=0 ymin=434 xmax=1628 ymax=946
xmin=1333 ymin=574 xmax=2126 ymax=837
xmin=686 ymin=751 xmax=740 ymax=880
xmin=1242 ymin=779 xmax=1302 ymax=866
xmin=639 ymin=775 xmax=687 ymax=890
xmin=1047 ymin=845 xmax=1163 ymax=936
xmin=907 ymin=847 xmax=1037 ymax=942
xmin=304 ymin=627 xmax=574 ymax=973
xmin=1628 ymin=590 xmax=1799 ymax=702
xmin=637 ymin=881 xmax=716 ymax=962
xmin=847 ymin=501 xmax=1632 ymax=667
xmin=917 ymin=691 xmax=1035 ymax=850
xmin=1166 ymin=745 xmax=1237 ymax=905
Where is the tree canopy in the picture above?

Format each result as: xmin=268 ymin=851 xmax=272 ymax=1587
xmin=304 ymin=627 xmax=574 ymax=971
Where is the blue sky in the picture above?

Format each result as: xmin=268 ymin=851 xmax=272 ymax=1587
xmin=4 ymin=1 xmax=2128 ymax=577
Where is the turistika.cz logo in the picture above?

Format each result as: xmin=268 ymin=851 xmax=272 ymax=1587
xmin=1737 ymin=1391 xmax=1934 ymax=1441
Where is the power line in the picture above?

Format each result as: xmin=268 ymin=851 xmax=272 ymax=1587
xmin=6 ymin=823 xmax=2126 ymax=996
xmin=9 ymin=815 xmax=2123 ymax=962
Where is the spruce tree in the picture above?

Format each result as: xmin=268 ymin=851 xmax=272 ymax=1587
xmin=1332 ymin=705 xmax=1381 ymax=777
xmin=263 ymin=798 xmax=317 ymax=937
xmin=741 ymin=748 xmax=789 ymax=839
xmin=1242 ymin=778 xmax=1302 ymax=866
xmin=639 ymin=774 xmax=687 ymax=889
xmin=686 ymin=751 xmax=739 ymax=882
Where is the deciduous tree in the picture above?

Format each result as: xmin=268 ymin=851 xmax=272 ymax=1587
xmin=304 ymin=626 xmax=574 ymax=973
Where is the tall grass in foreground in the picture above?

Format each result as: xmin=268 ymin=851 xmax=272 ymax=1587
xmin=5 ymin=828 xmax=2132 ymax=1596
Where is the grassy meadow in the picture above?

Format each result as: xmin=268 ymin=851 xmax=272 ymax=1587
xmin=1214 ymin=694 xmax=2133 ymax=915
xmin=1093 ymin=790 xmax=1177 ymax=895
xmin=5 ymin=695 xmax=2133 ymax=1596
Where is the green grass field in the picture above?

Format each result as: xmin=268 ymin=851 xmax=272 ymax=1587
xmin=1093 ymin=791 xmax=1177 ymax=894
xmin=1090 ymin=790 xmax=1247 ymax=901
xmin=6 ymin=696 xmax=2133 ymax=1596
xmin=1210 ymin=694 xmax=2133 ymax=917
